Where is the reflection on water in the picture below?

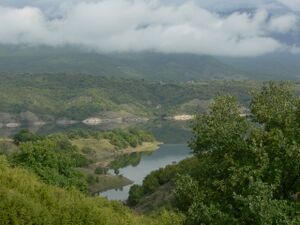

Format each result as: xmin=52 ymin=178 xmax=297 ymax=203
xmin=110 ymin=152 xmax=145 ymax=170
xmin=136 ymin=119 xmax=192 ymax=143
xmin=0 ymin=120 xmax=192 ymax=201
xmin=100 ymin=144 xmax=191 ymax=201
xmin=0 ymin=120 xmax=192 ymax=144
xmin=0 ymin=122 xmax=133 ymax=137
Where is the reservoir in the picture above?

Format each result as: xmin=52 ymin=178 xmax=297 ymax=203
xmin=0 ymin=120 xmax=192 ymax=201
xmin=100 ymin=144 xmax=191 ymax=201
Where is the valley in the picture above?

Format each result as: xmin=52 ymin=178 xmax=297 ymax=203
xmin=1 ymin=1 xmax=299 ymax=224
xmin=0 ymin=75 xmax=299 ymax=225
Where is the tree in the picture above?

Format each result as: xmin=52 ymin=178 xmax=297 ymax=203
xmin=13 ymin=129 xmax=43 ymax=145
xmin=128 ymin=185 xmax=144 ymax=206
xmin=175 ymin=83 xmax=300 ymax=225
xmin=12 ymin=138 xmax=87 ymax=192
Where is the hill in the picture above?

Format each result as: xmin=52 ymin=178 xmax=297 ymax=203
xmin=1 ymin=45 xmax=300 ymax=82
xmin=0 ymin=155 xmax=183 ymax=225
xmin=0 ymin=74 xmax=259 ymax=121
xmin=0 ymin=45 xmax=244 ymax=81
xmin=218 ymin=52 xmax=300 ymax=80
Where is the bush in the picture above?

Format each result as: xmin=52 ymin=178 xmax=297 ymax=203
xmin=128 ymin=184 xmax=144 ymax=206
xmin=13 ymin=129 xmax=43 ymax=145
xmin=11 ymin=138 xmax=87 ymax=192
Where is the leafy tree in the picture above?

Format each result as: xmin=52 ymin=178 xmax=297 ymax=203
xmin=128 ymin=184 xmax=144 ymax=206
xmin=143 ymin=174 xmax=160 ymax=194
xmin=174 ymin=83 xmax=300 ymax=225
xmin=12 ymin=138 xmax=87 ymax=192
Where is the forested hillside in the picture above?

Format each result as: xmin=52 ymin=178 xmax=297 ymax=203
xmin=0 ymin=73 xmax=260 ymax=120
xmin=0 ymin=45 xmax=243 ymax=81
xmin=1 ymin=46 xmax=299 ymax=81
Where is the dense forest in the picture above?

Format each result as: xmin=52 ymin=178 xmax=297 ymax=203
xmin=0 ymin=73 xmax=264 ymax=120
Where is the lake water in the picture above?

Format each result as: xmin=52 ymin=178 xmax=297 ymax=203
xmin=0 ymin=120 xmax=192 ymax=201
xmin=100 ymin=144 xmax=191 ymax=201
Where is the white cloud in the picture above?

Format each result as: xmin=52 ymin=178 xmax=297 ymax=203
xmin=0 ymin=0 xmax=298 ymax=56
xmin=268 ymin=14 xmax=299 ymax=32
xmin=278 ymin=0 xmax=300 ymax=11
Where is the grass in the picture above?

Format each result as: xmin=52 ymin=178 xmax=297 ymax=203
xmin=0 ymin=155 xmax=184 ymax=225
xmin=72 ymin=138 xmax=116 ymax=164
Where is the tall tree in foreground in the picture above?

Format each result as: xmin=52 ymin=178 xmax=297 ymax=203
xmin=174 ymin=82 xmax=300 ymax=225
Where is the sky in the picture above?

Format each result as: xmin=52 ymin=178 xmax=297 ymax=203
xmin=0 ymin=0 xmax=299 ymax=57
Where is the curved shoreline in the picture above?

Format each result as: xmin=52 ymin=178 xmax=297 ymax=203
xmin=76 ymin=141 xmax=162 ymax=193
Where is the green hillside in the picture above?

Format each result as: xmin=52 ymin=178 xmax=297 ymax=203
xmin=0 ymin=73 xmax=259 ymax=120
xmin=0 ymin=155 xmax=183 ymax=225
xmin=0 ymin=45 xmax=244 ymax=81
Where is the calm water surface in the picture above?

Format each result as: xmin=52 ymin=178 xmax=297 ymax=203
xmin=100 ymin=144 xmax=191 ymax=201
xmin=0 ymin=120 xmax=192 ymax=201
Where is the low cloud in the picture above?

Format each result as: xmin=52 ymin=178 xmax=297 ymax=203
xmin=290 ymin=45 xmax=300 ymax=53
xmin=278 ymin=0 xmax=300 ymax=11
xmin=0 ymin=0 xmax=299 ymax=57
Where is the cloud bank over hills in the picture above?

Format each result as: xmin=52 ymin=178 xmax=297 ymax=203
xmin=278 ymin=0 xmax=300 ymax=11
xmin=0 ymin=0 xmax=299 ymax=57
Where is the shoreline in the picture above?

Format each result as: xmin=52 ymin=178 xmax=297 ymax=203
xmin=77 ymin=141 xmax=162 ymax=193
xmin=96 ymin=141 xmax=162 ymax=168
xmin=116 ymin=141 xmax=162 ymax=158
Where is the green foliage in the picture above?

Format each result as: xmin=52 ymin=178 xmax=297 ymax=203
xmin=103 ymin=129 xmax=155 ymax=150
xmin=13 ymin=129 xmax=43 ymax=145
xmin=251 ymin=82 xmax=298 ymax=131
xmin=0 ymin=73 xmax=259 ymax=120
xmin=189 ymin=95 xmax=249 ymax=154
xmin=65 ymin=128 xmax=155 ymax=150
xmin=66 ymin=129 xmax=102 ymax=139
xmin=173 ymin=82 xmax=300 ymax=225
xmin=173 ymin=175 xmax=200 ymax=212
xmin=0 ymin=155 xmax=183 ymax=225
xmin=128 ymin=184 xmax=145 ymax=206
xmin=11 ymin=137 xmax=88 ymax=192
xmin=128 ymin=157 xmax=199 ymax=206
